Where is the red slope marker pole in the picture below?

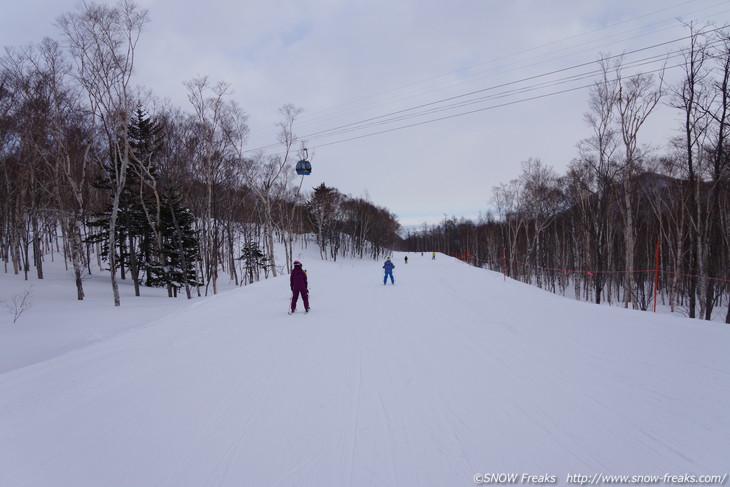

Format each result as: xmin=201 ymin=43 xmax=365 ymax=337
xmin=653 ymin=240 xmax=660 ymax=313
xmin=502 ymin=247 xmax=506 ymax=281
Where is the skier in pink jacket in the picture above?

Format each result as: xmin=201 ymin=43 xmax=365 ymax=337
xmin=289 ymin=260 xmax=309 ymax=313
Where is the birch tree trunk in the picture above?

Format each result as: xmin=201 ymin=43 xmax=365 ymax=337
xmin=58 ymin=0 xmax=149 ymax=306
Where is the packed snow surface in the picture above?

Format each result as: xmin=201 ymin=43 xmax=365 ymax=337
xmin=0 ymin=250 xmax=728 ymax=486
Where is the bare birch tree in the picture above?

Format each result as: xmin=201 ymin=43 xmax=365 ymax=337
xmin=238 ymin=104 xmax=301 ymax=277
xmin=669 ymin=22 xmax=713 ymax=318
xmin=183 ymin=76 xmax=243 ymax=294
xmin=703 ymin=27 xmax=730 ymax=322
xmin=57 ymin=0 xmax=149 ymax=306
xmin=614 ymin=58 xmax=663 ymax=309
xmin=576 ymin=54 xmax=621 ymax=303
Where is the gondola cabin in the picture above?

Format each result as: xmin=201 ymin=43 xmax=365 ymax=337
xmin=295 ymin=159 xmax=312 ymax=176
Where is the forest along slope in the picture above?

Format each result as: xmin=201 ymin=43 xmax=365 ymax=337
xmin=0 ymin=253 xmax=728 ymax=487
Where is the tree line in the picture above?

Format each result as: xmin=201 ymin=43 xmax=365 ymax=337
xmin=0 ymin=0 xmax=400 ymax=306
xmin=401 ymin=24 xmax=730 ymax=324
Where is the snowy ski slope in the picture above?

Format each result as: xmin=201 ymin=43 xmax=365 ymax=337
xmin=0 ymin=251 xmax=728 ymax=486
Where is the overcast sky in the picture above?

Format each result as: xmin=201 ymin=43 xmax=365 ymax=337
xmin=3 ymin=0 xmax=730 ymax=226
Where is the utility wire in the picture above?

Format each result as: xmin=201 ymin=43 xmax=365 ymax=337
xmin=309 ymin=63 xmax=680 ymax=150
xmin=244 ymin=2 xmax=729 ymax=147
xmin=300 ymin=44 xmax=705 ymax=142
xmin=244 ymin=17 xmax=729 ymax=157
xmin=288 ymin=0 xmax=723 ymax=130
xmin=244 ymin=40 xmax=684 ymax=155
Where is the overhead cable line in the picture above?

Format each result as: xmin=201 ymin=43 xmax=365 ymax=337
xmin=310 ymin=63 xmax=680 ymax=150
xmin=244 ymin=21 xmax=729 ymax=157
xmin=305 ymin=42 xmax=713 ymax=140
xmin=245 ymin=1 xmax=728 ymax=146
xmin=293 ymin=0 xmax=720 ymax=127
xmin=244 ymin=31 xmax=713 ymax=155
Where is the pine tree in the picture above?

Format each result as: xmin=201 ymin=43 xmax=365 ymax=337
xmin=85 ymin=107 xmax=169 ymax=295
xmin=146 ymin=186 xmax=201 ymax=297
xmin=239 ymin=241 xmax=269 ymax=285
xmin=127 ymin=107 xmax=164 ymax=289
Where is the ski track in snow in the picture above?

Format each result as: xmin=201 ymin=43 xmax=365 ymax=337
xmin=1 ymin=252 xmax=729 ymax=486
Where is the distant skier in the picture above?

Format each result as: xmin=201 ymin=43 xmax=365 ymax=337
xmin=404 ymin=255 xmax=408 ymax=264
xmin=383 ymin=257 xmax=395 ymax=285
xmin=432 ymin=252 xmax=436 ymax=260
xmin=289 ymin=260 xmax=309 ymax=313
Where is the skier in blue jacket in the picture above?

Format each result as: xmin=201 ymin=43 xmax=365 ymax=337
xmin=383 ymin=257 xmax=395 ymax=285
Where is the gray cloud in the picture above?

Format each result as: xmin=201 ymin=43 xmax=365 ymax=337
xmin=3 ymin=0 xmax=728 ymax=225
